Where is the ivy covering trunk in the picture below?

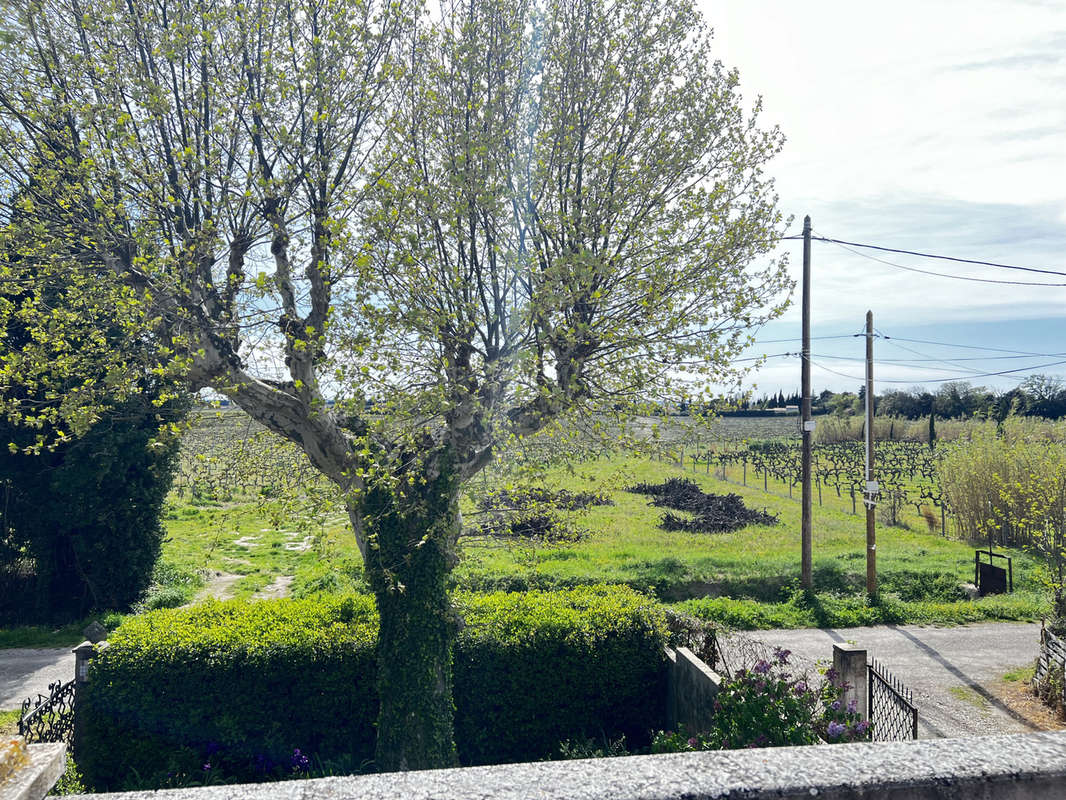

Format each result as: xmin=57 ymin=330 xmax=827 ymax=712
xmin=363 ymin=460 xmax=461 ymax=771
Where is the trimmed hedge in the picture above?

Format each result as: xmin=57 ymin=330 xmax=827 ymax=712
xmin=77 ymin=586 xmax=667 ymax=790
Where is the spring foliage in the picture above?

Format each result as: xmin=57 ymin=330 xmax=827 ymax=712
xmin=0 ymin=0 xmax=788 ymax=767
xmin=76 ymin=586 xmax=668 ymax=789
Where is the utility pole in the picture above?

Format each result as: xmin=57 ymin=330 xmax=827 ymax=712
xmin=801 ymin=216 xmax=813 ymax=590
xmin=865 ymin=310 xmax=877 ymax=597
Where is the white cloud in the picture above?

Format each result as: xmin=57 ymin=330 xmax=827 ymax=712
xmin=699 ymin=0 xmax=1066 ymax=392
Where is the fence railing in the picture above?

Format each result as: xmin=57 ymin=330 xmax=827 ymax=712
xmin=1035 ymin=625 xmax=1066 ymax=711
xmin=868 ymin=660 xmax=918 ymax=741
xmin=18 ymin=679 xmax=76 ymax=747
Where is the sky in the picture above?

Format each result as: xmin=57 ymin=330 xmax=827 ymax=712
xmin=699 ymin=0 xmax=1066 ymax=396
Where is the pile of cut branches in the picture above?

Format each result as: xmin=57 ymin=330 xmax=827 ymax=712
xmin=471 ymin=487 xmax=611 ymax=542
xmin=627 ymin=477 xmax=777 ymax=533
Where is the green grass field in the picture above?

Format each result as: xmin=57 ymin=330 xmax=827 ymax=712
xmin=1 ymin=413 xmax=1048 ymax=646
xmin=148 ymin=450 xmax=1047 ymax=631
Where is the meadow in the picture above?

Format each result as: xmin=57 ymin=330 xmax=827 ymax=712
xmin=141 ymin=409 xmax=1047 ymax=630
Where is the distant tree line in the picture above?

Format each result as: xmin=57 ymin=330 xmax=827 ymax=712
xmin=722 ymin=376 xmax=1066 ymax=420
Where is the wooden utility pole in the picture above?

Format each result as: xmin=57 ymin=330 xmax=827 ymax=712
xmin=865 ymin=310 xmax=877 ymax=596
xmin=801 ymin=216 xmax=813 ymax=590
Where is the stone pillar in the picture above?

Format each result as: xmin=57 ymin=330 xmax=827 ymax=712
xmin=72 ymin=642 xmax=94 ymax=686
xmin=71 ymin=640 xmax=107 ymax=758
xmin=832 ymin=643 xmax=868 ymax=721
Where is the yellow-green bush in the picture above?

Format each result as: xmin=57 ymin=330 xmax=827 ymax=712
xmin=76 ymin=586 xmax=668 ymax=790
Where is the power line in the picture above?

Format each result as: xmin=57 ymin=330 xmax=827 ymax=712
xmin=809 ymin=356 xmax=1066 ymax=385
xmin=824 ymin=237 xmax=1066 ymax=287
xmin=810 ymin=235 xmax=1066 ymax=277
xmin=883 ymin=336 xmax=1066 ymax=358
xmin=753 ymin=334 xmax=861 ymax=345
xmin=810 ymin=352 xmax=1028 ymax=374
xmin=877 ymin=333 xmax=992 ymax=378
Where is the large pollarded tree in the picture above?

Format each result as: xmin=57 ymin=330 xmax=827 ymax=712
xmin=0 ymin=0 xmax=790 ymax=770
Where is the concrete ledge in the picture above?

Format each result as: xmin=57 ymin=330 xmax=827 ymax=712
xmin=4 ymin=743 xmax=66 ymax=800
xmin=665 ymin=646 xmax=722 ymax=733
xmin=72 ymin=731 xmax=1066 ymax=800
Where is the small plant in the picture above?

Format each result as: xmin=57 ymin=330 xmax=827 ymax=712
xmin=49 ymin=753 xmax=87 ymax=795
xmin=557 ymin=734 xmax=629 ymax=760
xmin=920 ymin=504 xmax=939 ymax=534
xmin=651 ymin=650 xmax=874 ymax=752
xmin=1034 ymin=661 xmax=1065 ymax=717
xmin=817 ymin=667 xmax=871 ymax=743
xmin=653 ymin=648 xmax=820 ymax=751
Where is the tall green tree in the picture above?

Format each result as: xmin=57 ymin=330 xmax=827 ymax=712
xmin=0 ymin=0 xmax=788 ymax=769
xmin=0 ymin=113 xmax=187 ymax=621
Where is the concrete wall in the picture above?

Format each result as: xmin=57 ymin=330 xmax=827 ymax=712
xmin=664 ymin=646 xmax=722 ymax=734
xmin=71 ymin=731 xmax=1066 ymax=800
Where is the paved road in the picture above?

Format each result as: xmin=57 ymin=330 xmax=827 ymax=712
xmin=0 ymin=648 xmax=75 ymax=710
xmin=747 ymin=622 xmax=1043 ymax=739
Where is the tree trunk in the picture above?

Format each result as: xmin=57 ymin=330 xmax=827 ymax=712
xmin=361 ymin=455 xmax=461 ymax=772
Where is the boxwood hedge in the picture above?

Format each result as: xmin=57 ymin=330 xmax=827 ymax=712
xmin=77 ymin=585 xmax=667 ymax=789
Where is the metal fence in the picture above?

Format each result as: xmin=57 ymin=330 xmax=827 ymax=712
xmin=18 ymin=679 xmax=76 ymax=747
xmin=1035 ymin=625 xmax=1066 ymax=711
xmin=868 ymin=660 xmax=918 ymax=741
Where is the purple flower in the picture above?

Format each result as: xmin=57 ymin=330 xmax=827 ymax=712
xmin=753 ymin=659 xmax=771 ymax=674
xmin=793 ymin=680 xmax=808 ymax=695
xmin=855 ymin=720 xmax=870 ymax=733
xmin=687 ymin=737 xmax=697 ymax=747
xmin=831 ymin=699 xmax=841 ymax=711
xmin=774 ymin=648 xmax=791 ymax=665
xmin=291 ymin=748 xmax=310 ymax=772
xmin=202 ymin=762 xmax=212 ymax=772
xmin=827 ymin=721 xmax=846 ymax=738
xmin=847 ymin=699 xmax=858 ymax=714
xmin=825 ymin=667 xmax=839 ymax=682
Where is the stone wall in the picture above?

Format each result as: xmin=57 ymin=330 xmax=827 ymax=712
xmin=664 ymin=646 xmax=722 ymax=733
xmin=69 ymin=731 xmax=1066 ymax=800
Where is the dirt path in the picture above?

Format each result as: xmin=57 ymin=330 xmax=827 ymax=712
xmin=253 ymin=575 xmax=294 ymax=600
xmin=746 ymin=621 xmax=1059 ymax=739
xmin=192 ymin=571 xmax=244 ymax=602
xmin=0 ymin=649 xmax=75 ymax=711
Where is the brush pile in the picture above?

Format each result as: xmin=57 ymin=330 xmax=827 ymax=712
xmin=473 ymin=487 xmax=612 ymax=542
xmin=627 ymin=477 xmax=778 ymax=533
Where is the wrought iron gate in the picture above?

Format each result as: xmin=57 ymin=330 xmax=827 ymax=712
xmin=867 ymin=660 xmax=918 ymax=741
xmin=18 ymin=679 xmax=76 ymax=746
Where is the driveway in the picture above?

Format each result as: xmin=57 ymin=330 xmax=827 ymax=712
xmin=746 ymin=621 xmax=1049 ymax=739
xmin=0 ymin=648 xmax=75 ymax=710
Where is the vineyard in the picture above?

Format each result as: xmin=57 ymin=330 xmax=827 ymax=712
xmin=174 ymin=409 xmax=1066 ymax=550
xmin=158 ymin=408 xmax=1052 ymax=627
xmin=665 ymin=440 xmax=946 ymax=534
xmin=174 ymin=409 xmax=330 ymax=502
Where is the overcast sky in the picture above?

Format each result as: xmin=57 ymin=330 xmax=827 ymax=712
xmin=700 ymin=0 xmax=1066 ymax=396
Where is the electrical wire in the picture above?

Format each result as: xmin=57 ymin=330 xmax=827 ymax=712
xmin=882 ymin=335 xmax=1066 ymax=357
xmin=752 ymin=334 xmax=862 ymax=345
xmin=809 ymin=356 xmax=1066 ymax=385
xmin=823 ymin=237 xmax=1066 ymax=287
xmin=810 ymin=235 xmax=1066 ymax=277
xmin=876 ymin=332 xmax=992 ymax=378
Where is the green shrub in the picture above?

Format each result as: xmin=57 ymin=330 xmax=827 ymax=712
xmin=675 ymin=590 xmax=1046 ymax=630
xmin=453 ymin=588 xmax=667 ymax=765
xmin=138 ymin=586 xmax=189 ymax=611
xmin=0 ymin=394 xmax=185 ymax=623
xmin=77 ymin=586 xmax=667 ymax=790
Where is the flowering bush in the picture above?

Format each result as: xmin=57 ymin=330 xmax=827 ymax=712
xmin=817 ymin=668 xmax=872 ymax=743
xmin=652 ymin=649 xmax=872 ymax=752
xmin=653 ymin=648 xmax=819 ymax=751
